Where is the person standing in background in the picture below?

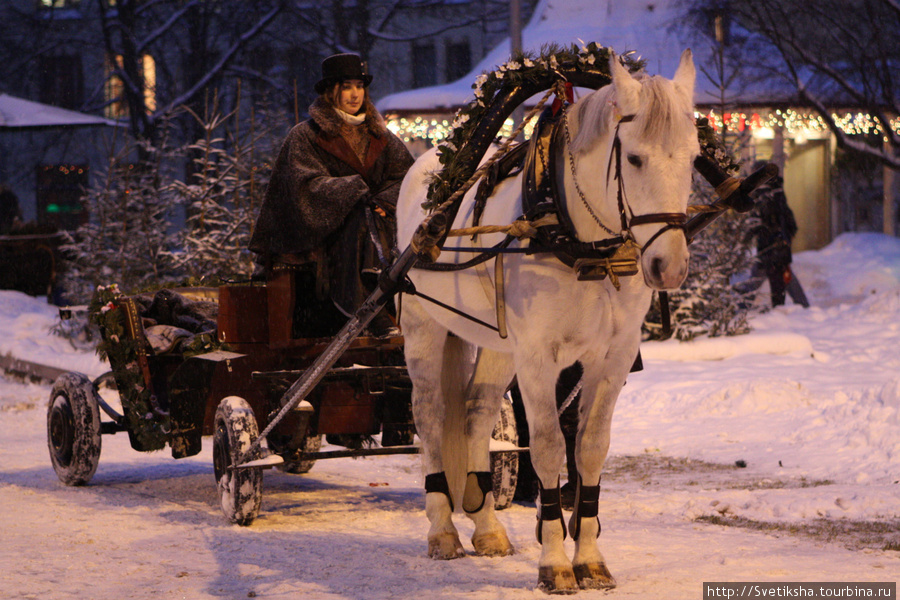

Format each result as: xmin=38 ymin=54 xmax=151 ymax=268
xmin=749 ymin=163 xmax=810 ymax=308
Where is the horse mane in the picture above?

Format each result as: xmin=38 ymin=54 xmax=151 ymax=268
xmin=569 ymin=72 xmax=694 ymax=154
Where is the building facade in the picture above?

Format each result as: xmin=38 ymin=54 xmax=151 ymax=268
xmin=0 ymin=0 xmax=537 ymax=228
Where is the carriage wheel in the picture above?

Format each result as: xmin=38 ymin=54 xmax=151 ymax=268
xmin=277 ymin=434 xmax=322 ymax=474
xmin=47 ymin=372 xmax=102 ymax=486
xmin=213 ymin=396 xmax=263 ymax=526
xmin=490 ymin=392 xmax=519 ymax=511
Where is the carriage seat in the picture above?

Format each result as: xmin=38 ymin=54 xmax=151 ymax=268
xmin=128 ymin=288 xmax=219 ymax=355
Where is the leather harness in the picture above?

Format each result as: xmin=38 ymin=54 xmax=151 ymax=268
xmin=406 ymin=103 xmax=688 ymax=348
xmin=418 ymin=104 xmax=689 ymax=286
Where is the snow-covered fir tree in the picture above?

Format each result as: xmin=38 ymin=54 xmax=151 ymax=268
xmin=60 ymin=128 xmax=182 ymax=302
xmin=167 ymin=103 xmax=276 ymax=284
xmin=61 ymin=106 xmax=280 ymax=301
xmin=643 ymin=168 xmax=759 ymax=341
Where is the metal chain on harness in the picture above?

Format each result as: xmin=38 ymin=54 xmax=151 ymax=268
xmin=562 ymin=106 xmax=620 ymax=238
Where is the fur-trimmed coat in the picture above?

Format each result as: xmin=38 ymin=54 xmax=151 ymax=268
xmin=249 ymin=96 xmax=413 ymax=314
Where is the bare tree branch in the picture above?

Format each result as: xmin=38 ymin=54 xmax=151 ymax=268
xmin=159 ymin=2 xmax=285 ymax=118
xmin=687 ymin=0 xmax=900 ymax=168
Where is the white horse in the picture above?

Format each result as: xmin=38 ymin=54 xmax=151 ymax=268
xmin=396 ymin=50 xmax=699 ymax=593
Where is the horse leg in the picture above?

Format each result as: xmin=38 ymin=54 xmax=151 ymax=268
xmin=515 ymin=361 xmax=578 ymax=593
xmin=461 ymin=348 xmax=516 ymax=557
xmin=568 ymin=369 xmax=621 ymax=589
xmin=402 ymin=296 xmax=465 ymax=560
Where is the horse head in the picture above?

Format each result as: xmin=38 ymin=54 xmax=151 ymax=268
xmin=569 ymin=49 xmax=699 ymax=290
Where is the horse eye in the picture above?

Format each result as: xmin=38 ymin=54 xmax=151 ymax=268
xmin=627 ymin=154 xmax=643 ymax=168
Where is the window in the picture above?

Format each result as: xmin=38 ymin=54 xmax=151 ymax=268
xmin=104 ymin=54 xmax=156 ymax=118
xmin=36 ymin=164 xmax=89 ymax=231
xmin=40 ymin=0 xmax=81 ymax=8
xmin=38 ymin=54 xmax=84 ymax=109
xmin=445 ymin=40 xmax=471 ymax=82
xmin=412 ymin=43 xmax=437 ymax=88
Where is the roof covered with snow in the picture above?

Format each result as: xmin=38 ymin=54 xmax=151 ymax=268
xmin=0 ymin=93 xmax=117 ymax=129
xmin=377 ymin=0 xmax=797 ymax=113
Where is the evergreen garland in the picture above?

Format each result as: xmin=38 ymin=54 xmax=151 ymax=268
xmin=89 ymin=284 xmax=169 ymax=450
xmin=696 ymin=116 xmax=741 ymax=174
xmin=424 ymin=42 xmax=643 ymax=210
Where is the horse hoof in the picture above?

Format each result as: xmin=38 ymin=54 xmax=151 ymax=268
xmin=536 ymin=565 xmax=579 ymax=595
xmin=471 ymin=531 xmax=515 ymax=557
xmin=573 ymin=562 xmax=617 ymax=589
xmin=428 ymin=532 xmax=466 ymax=560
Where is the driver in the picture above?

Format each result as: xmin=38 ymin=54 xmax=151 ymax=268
xmin=249 ymin=53 xmax=414 ymax=338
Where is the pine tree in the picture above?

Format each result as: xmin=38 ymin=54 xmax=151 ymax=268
xmin=643 ymin=169 xmax=759 ymax=341
xmin=60 ymin=126 xmax=182 ymax=302
xmin=60 ymin=102 xmax=282 ymax=302
xmin=167 ymin=98 xmax=276 ymax=284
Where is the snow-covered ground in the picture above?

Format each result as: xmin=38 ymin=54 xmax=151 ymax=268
xmin=1 ymin=232 xmax=898 ymax=599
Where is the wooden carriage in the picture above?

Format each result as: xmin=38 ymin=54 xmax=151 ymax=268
xmin=46 ymin=270 xmax=522 ymax=525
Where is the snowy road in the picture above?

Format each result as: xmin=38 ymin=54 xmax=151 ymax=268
xmin=1 ymin=233 xmax=899 ymax=598
xmin=1 ymin=377 xmax=896 ymax=599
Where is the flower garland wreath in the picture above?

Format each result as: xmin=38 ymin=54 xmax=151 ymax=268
xmin=423 ymin=42 xmax=738 ymax=211
xmin=90 ymin=284 xmax=169 ymax=451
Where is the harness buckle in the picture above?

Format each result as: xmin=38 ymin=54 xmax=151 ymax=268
xmin=574 ymin=239 xmax=640 ymax=286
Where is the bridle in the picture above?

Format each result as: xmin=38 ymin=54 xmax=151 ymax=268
xmin=566 ymin=108 xmax=688 ymax=253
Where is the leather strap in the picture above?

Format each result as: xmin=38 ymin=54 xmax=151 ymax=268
xmin=462 ymin=471 xmax=494 ymax=513
xmin=536 ymin=480 xmax=568 ymax=544
xmin=570 ymin=476 xmax=601 ymax=541
xmin=425 ymin=471 xmax=454 ymax=512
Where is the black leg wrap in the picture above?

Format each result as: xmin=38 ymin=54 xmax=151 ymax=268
xmin=535 ymin=480 xmax=567 ymax=544
xmin=570 ymin=475 xmax=601 ymax=541
xmin=462 ymin=471 xmax=494 ymax=514
xmin=425 ymin=471 xmax=454 ymax=512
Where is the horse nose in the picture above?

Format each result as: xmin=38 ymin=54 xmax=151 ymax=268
xmin=650 ymin=257 xmax=667 ymax=283
xmin=650 ymin=255 xmax=688 ymax=289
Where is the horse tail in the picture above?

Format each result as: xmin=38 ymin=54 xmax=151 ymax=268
xmin=439 ymin=333 xmax=475 ymax=511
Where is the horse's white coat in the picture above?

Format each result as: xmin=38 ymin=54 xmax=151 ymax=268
xmin=396 ymin=50 xmax=700 ymax=591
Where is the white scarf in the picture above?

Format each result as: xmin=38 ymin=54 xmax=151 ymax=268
xmin=336 ymin=108 xmax=365 ymax=126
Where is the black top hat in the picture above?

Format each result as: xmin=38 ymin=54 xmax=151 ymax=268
xmin=315 ymin=53 xmax=373 ymax=94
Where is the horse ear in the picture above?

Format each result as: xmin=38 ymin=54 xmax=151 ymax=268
xmin=609 ymin=52 xmax=642 ymax=116
xmin=673 ymin=48 xmax=696 ymax=100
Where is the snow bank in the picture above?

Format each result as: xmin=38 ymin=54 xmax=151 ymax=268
xmin=0 ymin=290 xmax=105 ymax=377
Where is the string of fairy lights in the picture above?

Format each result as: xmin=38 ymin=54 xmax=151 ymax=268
xmin=385 ymin=108 xmax=900 ymax=146
xmin=703 ymin=109 xmax=900 ymax=138
xmin=385 ymin=115 xmax=534 ymax=146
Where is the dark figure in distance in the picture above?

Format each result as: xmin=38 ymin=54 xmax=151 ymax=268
xmin=748 ymin=165 xmax=809 ymax=308
xmin=0 ymin=185 xmax=22 ymax=235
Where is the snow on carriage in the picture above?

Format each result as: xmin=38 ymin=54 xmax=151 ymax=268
xmin=47 ymin=41 xmax=775 ymax=593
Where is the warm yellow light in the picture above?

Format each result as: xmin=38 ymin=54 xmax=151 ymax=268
xmin=104 ymin=53 xmax=157 ymax=118
xmin=386 ymin=113 xmax=537 ymax=147
xmin=143 ymin=54 xmax=156 ymax=113
xmin=699 ymin=108 xmax=899 ymax=139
